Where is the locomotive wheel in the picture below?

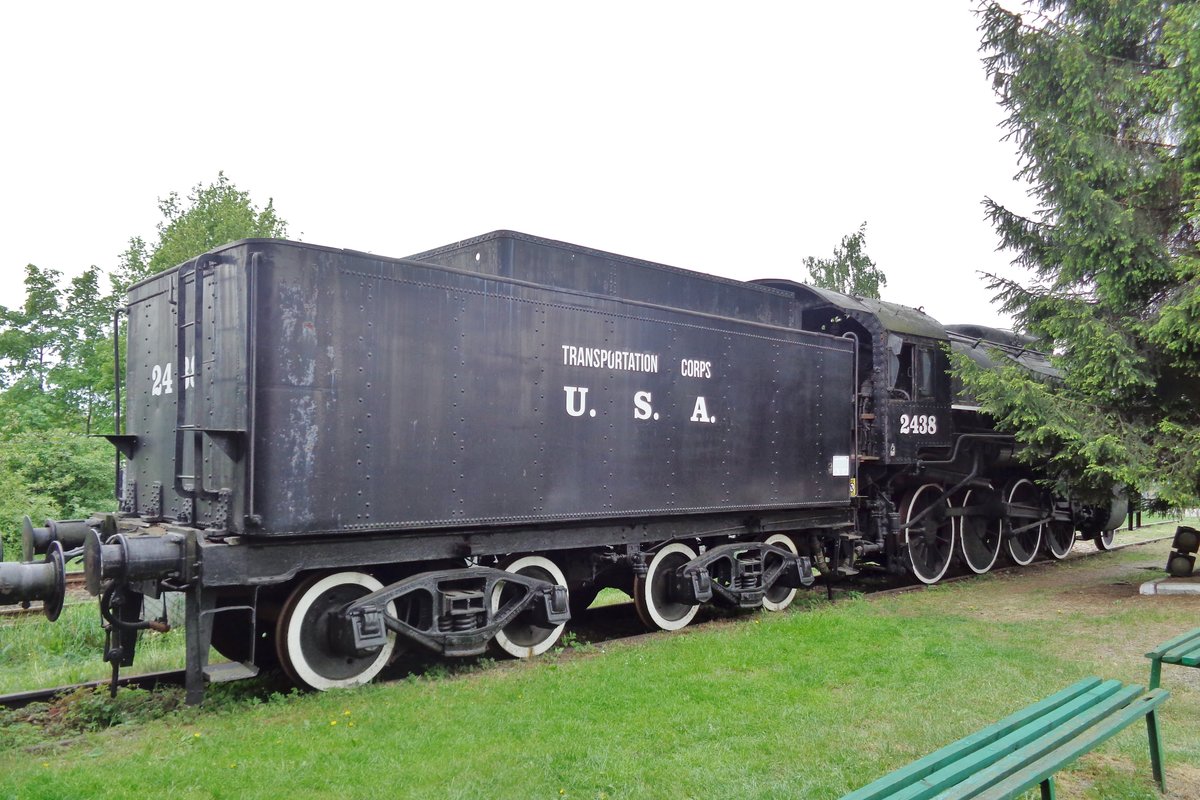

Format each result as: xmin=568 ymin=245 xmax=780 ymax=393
xmin=901 ymin=484 xmax=955 ymax=585
xmin=957 ymin=489 xmax=1002 ymax=575
xmin=1045 ymin=522 xmax=1076 ymax=560
xmin=1095 ymin=529 xmax=1116 ymax=550
xmin=1005 ymin=479 xmax=1044 ymax=566
xmin=276 ymin=572 xmax=397 ymax=691
xmin=761 ymin=534 xmax=798 ymax=612
xmin=491 ymin=555 xmax=568 ymax=658
xmin=634 ymin=543 xmax=700 ymax=631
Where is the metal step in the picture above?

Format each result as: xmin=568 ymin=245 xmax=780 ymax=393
xmin=203 ymin=661 xmax=259 ymax=684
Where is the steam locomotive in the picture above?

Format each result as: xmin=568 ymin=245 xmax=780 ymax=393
xmin=0 ymin=231 xmax=1125 ymax=702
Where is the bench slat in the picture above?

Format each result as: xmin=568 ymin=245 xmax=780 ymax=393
xmin=838 ymin=678 xmax=1103 ymax=800
xmin=1147 ymin=629 xmax=1200 ymax=687
xmin=1145 ymin=627 xmax=1200 ymax=658
xmin=840 ymin=681 xmax=1167 ymax=800
xmin=888 ymin=682 xmax=1141 ymax=800
xmin=963 ymin=689 xmax=1169 ymax=800
xmin=1159 ymin=641 xmax=1200 ymax=661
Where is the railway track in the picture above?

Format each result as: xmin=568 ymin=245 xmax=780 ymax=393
xmin=0 ymin=670 xmax=186 ymax=711
xmin=0 ymin=528 xmax=1178 ymax=711
xmin=863 ymin=529 xmax=1175 ymax=599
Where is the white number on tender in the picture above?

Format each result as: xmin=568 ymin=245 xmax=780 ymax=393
xmin=151 ymin=362 xmax=174 ymax=396
xmin=899 ymin=413 xmax=938 ymax=435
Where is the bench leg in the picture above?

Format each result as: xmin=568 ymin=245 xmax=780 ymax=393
xmin=1040 ymin=777 xmax=1056 ymax=800
xmin=1149 ymin=658 xmax=1162 ymax=690
xmin=1146 ymin=709 xmax=1167 ymax=792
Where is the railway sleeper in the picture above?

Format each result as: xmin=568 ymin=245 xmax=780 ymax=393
xmin=668 ymin=542 xmax=815 ymax=609
xmin=335 ymin=566 xmax=570 ymax=659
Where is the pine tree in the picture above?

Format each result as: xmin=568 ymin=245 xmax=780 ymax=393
xmin=961 ymin=1 xmax=1200 ymax=504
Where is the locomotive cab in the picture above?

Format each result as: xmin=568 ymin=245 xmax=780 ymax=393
xmin=754 ymin=279 xmax=1034 ymax=584
xmin=877 ymin=331 xmax=953 ymax=462
xmin=752 ymin=280 xmax=954 ymax=467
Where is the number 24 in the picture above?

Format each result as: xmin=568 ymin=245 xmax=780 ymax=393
xmin=151 ymin=363 xmax=174 ymax=396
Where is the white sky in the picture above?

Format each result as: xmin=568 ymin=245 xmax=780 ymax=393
xmin=0 ymin=2 xmax=1033 ymax=328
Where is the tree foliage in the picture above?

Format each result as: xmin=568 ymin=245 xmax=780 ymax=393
xmin=803 ymin=222 xmax=887 ymax=299
xmin=0 ymin=175 xmax=286 ymax=543
xmin=116 ymin=171 xmax=286 ymax=291
xmin=0 ymin=431 xmax=117 ymax=556
xmin=0 ymin=265 xmax=119 ymax=433
xmin=960 ymin=1 xmax=1200 ymax=504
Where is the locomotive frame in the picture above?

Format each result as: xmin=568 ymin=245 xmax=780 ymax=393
xmin=0 ymin=231 xmax=1125 ymax=703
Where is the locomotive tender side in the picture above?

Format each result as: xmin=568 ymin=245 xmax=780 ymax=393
xmin=129 ymin=238 xmax=855 ymax=535
xmin=2 ymin=231 xmax=1127 ymax=702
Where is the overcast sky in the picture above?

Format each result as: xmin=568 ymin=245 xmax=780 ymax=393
xmin=0 ymin=2 xmax=1033 ymax=328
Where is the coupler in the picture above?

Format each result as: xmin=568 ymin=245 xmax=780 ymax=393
xmin=0 ymin=540 xmax=67 ymax=620
xmin=83 ymin=529 xmax=189 ymax=596
xmin=22 ymin=515 xmax=110 ymax=561
xmin=672 ymin=542 xmax=814 ymax=608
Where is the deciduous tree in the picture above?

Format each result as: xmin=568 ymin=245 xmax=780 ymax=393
xmin=803 ymin=222 xmax=887 ymax=299
xmin=0 ymin=175 xmax=287 ymax=542
xmin=116 ymin=171 xmax=286 ymax=290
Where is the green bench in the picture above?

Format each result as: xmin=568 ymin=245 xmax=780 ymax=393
xmin=1147 ymin=627 xmax=1200 ymax=689
xmin=841 ymin=677 xmax=1168 ymax=800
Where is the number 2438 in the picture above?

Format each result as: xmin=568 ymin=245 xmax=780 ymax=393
xmin=899 ymin=413 xmax=938 ymax=435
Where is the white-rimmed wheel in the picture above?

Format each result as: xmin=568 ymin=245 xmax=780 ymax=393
xmin=902 ymin=483 xmax=955 ymax=584
xmin=276 ymin=571 xmax=397 ymax=691
xmin=634 ymin=543 xmax=700 ymax=631
xmin=1005 ymin=478 xmax=1044 ymax=566
xmin=1095 ymin=529 xmax=1116 ymax=550
xmin=762 ymin=534 xmax=799 ymax=612
xmin=490 ymin=555 xmax=568 ymax=658
xmin=1045 ymin=522 xmax=1076 ymax=560
xmin=958 ymin=489 xmax=1002 ymax=575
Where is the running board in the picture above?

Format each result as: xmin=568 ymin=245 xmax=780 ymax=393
xmin=203 ymin=662 xmax=259 ymax=683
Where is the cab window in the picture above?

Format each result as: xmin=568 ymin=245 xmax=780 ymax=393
xmin=916 ymin=347 xmax=935 ymax=399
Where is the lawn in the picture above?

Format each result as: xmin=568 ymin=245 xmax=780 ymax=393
xmin=1 ymin=535 xmax=1197 ymax=799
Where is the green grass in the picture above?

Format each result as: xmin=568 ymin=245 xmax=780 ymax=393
xmin=0 ymin=603 xmax=188 ymax=694
xmin=1 ymin=538 xmax=1197 ymax=799
xmin=590 ymin=588 xmax=632 ymax=608
xmin=1118 ymin=514 xmax=1196 ymax=543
